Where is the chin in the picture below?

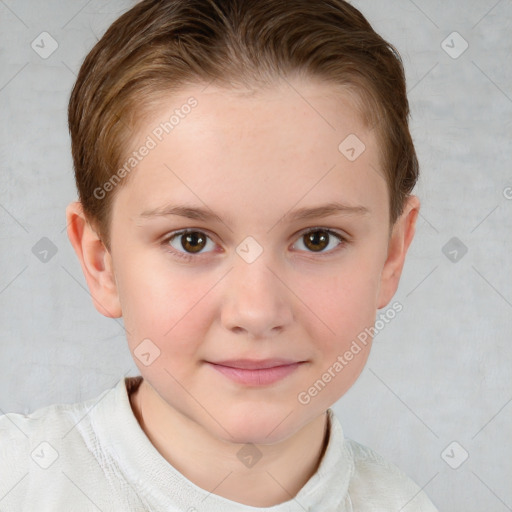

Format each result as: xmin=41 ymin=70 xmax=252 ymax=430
xmin=209 ymin=404 xmax=306 ymax=446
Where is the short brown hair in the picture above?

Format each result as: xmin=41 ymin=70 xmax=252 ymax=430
xmin=68 ymin=0 xmax=419 ymax=250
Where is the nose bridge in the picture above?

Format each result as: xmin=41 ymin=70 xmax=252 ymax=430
xmin=221 ymin=240 xmax=293 ymax=337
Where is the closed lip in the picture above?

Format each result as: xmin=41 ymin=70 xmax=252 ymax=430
xmin=206 ymin=358 xmax=305 ymax=370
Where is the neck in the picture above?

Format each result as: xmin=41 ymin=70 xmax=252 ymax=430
xmin=129 ymin=379 xmax=330 ymax=507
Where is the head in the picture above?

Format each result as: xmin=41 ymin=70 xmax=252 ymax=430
xmin=66 ymin=0 xmax=420 ymax=444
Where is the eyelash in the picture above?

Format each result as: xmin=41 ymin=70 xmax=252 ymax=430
xmin=161 ymin=227 xmax=348 ymax=262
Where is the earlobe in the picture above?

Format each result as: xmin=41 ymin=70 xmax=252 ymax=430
xmin=377 ymin=195 xmax=420 ymax=309
xmin=65 ymin=201 xmax=122 ymax=318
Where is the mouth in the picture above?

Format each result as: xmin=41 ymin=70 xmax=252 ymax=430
xmin=205 ymin=359 xmax=307 ymax=386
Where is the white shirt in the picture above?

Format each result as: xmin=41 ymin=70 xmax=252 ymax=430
xmin=0 ymin=376 xmax=438 ymax=511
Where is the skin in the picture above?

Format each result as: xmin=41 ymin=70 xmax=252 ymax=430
xmin=66 ymin=76 xmax=419 ymax=507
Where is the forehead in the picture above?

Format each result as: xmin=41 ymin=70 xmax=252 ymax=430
xmin=113 ymin=78 xmax=388 ymax=225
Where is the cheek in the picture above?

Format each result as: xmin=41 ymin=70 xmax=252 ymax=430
xmin=117 ymin=255 xmax=214 ymax=355
xmin=312 ymin=256 xmax=382 ymax=333
xmin=302 ymin=266 xmax=379 ymax=403
xmin=299 ymin=251 xmax=384 ymax=386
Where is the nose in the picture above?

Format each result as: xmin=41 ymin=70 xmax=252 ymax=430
xmin=220 ymin=251 xmax=293 ymax=339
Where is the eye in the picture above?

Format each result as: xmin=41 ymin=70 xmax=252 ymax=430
xmin=164 ymin=229 xmax=216 ymax=260
xmin=292 ymin=228 xmax=346 ymax=255
xmin=162 ymin=227 xmax=347 ymax=262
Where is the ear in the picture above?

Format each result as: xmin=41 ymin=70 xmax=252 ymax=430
xmin=377 ymin=195 xmax=420 ymax=309
xmin=65 ymin=201 xmax=122 ymax=318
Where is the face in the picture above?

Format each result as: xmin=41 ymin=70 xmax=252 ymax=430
xmin=90 ymin=78 xmax=412 ymax=445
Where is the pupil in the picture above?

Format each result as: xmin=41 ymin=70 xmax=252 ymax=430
xmin=306 ymin=231 xmax=328 ymax=252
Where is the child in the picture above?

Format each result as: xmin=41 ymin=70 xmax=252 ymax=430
xmin=0 ymin=0 xmax=439 ymax=510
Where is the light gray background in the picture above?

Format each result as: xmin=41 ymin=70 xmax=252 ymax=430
xmin=1 ymin=0 xmax=511 ymax=510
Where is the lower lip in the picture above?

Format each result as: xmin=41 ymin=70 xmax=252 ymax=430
xmin=207 ymin=362 xmax=303 ymax=386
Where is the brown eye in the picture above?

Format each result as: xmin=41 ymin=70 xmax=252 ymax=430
xmin=303 ymin=230 xmax=329 ymax=252
xmin=180 ymin=231 xmax=207 ymax=253
xmin=166 ymin=230 xmax=214 ymax=256
xmin=294 ymin=228 xmax=345 ymax=255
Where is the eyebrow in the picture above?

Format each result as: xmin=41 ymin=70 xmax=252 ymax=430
xmin=138 ymin=201 xmax=369 ymax=223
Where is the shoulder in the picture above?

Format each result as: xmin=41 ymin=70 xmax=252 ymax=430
xmin=0 ymin=398 xmax=84 ymax=464
xmin=0 ymin=388 xmax=113 ymax=509
xmin=0 ymin=387 xmax=109 ymax=450
xmin=0 ymin=390 xmax=102 ymax=465
xmin=345 ymin=438 xmax=439 ymax=512
xmin=0 ymin=396 xmax=91 ymax=436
